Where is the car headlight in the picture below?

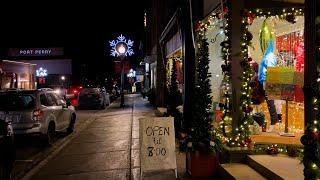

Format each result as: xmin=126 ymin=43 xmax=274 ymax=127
xmin=54 ymin=89 xmax=61 ymax=94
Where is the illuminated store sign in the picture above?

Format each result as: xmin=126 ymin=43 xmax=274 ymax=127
xmin=8 ymin=47 xmax=64 ymax=57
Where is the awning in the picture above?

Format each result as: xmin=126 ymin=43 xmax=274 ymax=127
xmin=165 ymin=31 xmax=182 ymax=58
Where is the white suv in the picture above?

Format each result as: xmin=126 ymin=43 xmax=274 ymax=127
xmin=0 ymin=88 xmax=76 ymax=144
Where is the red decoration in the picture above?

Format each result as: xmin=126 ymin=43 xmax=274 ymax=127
xmin=175 ymin=60 xmax=183 ymax=85
xmin=294 ymin=85 xmax=304 ymax=102
xmin=195 ymin=21 xmax=202 ymax=31
xmin=247 ymin=13 xmax=256 ymax=25
xmin=295 ymin=41 xmax=304 ymax=72
xmin=267 ymin=145 xmax=279 ymax=155
xmin=242 ymin=10 xmax=256 ymax=25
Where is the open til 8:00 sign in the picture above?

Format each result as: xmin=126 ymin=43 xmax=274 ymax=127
xmin=140 ymin=117 xmax=176 ymax=174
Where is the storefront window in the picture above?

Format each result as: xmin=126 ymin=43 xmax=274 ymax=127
xmin=207 ymin=24 xmax=225 ymax=107
xmin=195 ymin=8 xmax=232 ymax=141
xmin=206 ymin=21 xmax=227 ymax=133
xmin=248 ymin=12 xmax=304 ymax=141
xmin=166 ymin=53 xmax=183 ymax=93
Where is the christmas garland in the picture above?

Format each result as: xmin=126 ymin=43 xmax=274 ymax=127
xmin=194 ymin=5 xmax=231 ymax=145
xmin=254 ymin=144 xmax=303 ymax=157
xmin=300 ymin=13 xmax=320 ymax=179
xmin=232 ymin=8 xmax=304 ymax=148
xmin=219 ymin=5 xmax=233 ymax=143
xmin=240 ymin=7 xmax=320 ymax=179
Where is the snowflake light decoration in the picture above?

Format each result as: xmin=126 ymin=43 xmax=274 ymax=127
xmin=109 ymin=34 xmax=134 ymax=57
xmin=36 ymin=67 xmax=48 ymax=77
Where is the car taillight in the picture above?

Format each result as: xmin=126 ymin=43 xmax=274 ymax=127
xmin=33 ymin=109 xmax=43 ymax=121
xmin=73 ymin=90 xmax=78 ymax=94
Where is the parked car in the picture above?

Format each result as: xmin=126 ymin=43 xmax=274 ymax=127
xmin=0 ymin=119 xmax=15 ymax=180
xmin=67 ymin=85 xmax=83 ymax=99
xmin=0 ymin=88 xmax=76 ymax=145
xmin=78 ymin=88 xmax=107 ymax=109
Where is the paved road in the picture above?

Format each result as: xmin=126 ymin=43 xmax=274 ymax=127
xmin=13 ymin=109 xmax=100 ymax=180
xmin=24 ymin=94 xmax=154 ymax=180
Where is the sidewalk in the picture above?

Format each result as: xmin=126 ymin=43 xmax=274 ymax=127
xmin=27 ymin=94 xmax=188 ymax=180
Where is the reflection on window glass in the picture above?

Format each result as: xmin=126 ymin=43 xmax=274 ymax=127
xmin=40 ymin=94 xmax=48 ymax=106
xmin=46 ymin=93 xmax=57 ymax=106
xmin=0 ymin=93 xmax=35 ymax=110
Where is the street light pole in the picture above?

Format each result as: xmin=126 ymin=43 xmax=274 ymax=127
xmin=120 ymin=56 xmax=125 ymax=107
xmin=109 ymin=34 xmax=134 ymax=108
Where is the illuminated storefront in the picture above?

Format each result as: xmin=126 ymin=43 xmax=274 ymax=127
xmin=164 ymin=31 xmax=183 ymax=103
xmin=0 ymin=60 xmax=36 ymax=90
xmin=243 ymin=8 xmax=305 ymax=143
xmin=166 ymin=50 xmax=183 ymax=93
xmin=7 ymin=47 xmax=72 ymax=89
xmin=197 ymin=1 xmax=306 ymax=147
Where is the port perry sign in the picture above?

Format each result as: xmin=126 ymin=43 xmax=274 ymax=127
xmin=8 ymin=48 xmax=64 ymax=57
xmin=140 ymin=117 xmax=177 ymax=177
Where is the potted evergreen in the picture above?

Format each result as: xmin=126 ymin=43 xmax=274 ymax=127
xmin=183 ymin=36 xmax=222 ymax=178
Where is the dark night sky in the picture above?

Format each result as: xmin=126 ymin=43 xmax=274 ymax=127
xmin=0 ymin=1 xmax=146 ymax=84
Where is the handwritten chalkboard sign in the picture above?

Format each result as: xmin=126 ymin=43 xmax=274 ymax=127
xmin=140 ymin=117 xmax=176 ymax=177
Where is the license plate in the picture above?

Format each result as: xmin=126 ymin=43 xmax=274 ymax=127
xmin=0 ymin=115 xmax=21 ymax=123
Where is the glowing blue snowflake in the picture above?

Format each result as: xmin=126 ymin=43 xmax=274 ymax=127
xmin=109 ymin=34 xmax=134 ymax=57
xmin=36 ymin=67 xmax=48 ymax=77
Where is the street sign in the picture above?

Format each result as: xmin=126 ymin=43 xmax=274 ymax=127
xmin=114 ymin=61 xmax=130 ymax=74
xmin=140 ymin=117 xmax=177 ymax=178
xmin=38 ymin=77 xmax=46 ymax=84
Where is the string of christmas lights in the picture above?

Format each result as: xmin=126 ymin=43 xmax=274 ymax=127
xmin=230 ymin=10 xmax=255 ymax=148
xmin=194 ymin=5 xmax=232 ymax=145
xmin=242 ymin=7 xmax=319 ymax=179
xmin=229 ymin=8 xmax=305 ymax=148
xmin=216 ymin=5 xmax=233 ymax=145
xmin=301 ymin=21 xmax=320 ymax=179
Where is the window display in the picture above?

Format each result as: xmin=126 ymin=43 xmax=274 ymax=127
xmin=165 ymin=53 xmax=183 ymax=93
xmin=249 ymin=13 xmax=305 ymax=136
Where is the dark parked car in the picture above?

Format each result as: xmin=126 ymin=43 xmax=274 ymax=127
xmin=0 ymin=119 xmax=15 ymax=180
xmin=78 ymin=88 xmax=107 ymax=109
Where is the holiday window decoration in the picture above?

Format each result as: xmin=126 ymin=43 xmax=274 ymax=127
xmin=234 ymin=8 xmax=304 ymax=148
xmin=194 ymin=4 xmax=231 ymax=145
xmin=241 ymin=7 xmax=320 ymax=179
